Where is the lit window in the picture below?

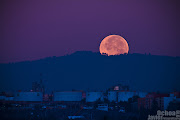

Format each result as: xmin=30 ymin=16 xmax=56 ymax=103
xmin=114 ymin=86 xmax=119 ymax=91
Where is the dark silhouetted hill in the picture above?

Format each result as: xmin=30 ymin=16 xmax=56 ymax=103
xmin=0 ymin=51 xmax=180 ymax=92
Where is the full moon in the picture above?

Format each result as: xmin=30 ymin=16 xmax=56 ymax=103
xmin=99 ymin=35 xmax=129 ymax=56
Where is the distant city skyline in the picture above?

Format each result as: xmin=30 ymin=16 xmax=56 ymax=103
xmin=0 ymin=1 xmax=179 ymax=119
xmin=0 ymin=0 xmax=180 ymax=63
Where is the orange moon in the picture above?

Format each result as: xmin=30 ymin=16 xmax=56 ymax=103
xmin=99 ymin=35 xmax=129 ymax=56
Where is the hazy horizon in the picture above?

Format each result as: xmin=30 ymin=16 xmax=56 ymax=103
xmin=1 ymin=50 xmax=180 ymax=64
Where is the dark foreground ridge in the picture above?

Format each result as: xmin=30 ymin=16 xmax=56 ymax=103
xmin=0 ymin=51 xmax=180 ymax=92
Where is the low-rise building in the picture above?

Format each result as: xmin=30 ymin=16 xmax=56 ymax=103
xmin=136 ymin=92 xmax=147 ymax=98
xmin=171 ymin=92 xmax=180 ymax=98
xmin=0 ymin=95 xmax=6 ymax=101
xmin=138 ymin=93 xmax=176 ymax=110
xmin=14 ymin=92 xmax=43 ymax=101
xmin=108 ymin=91 xmax=118 ymax=102
xmin=86 ymin=92 xmax=104 ymax=102
xmin=5 ymin=96 xmax=14 ymax=101
xmin=0 ymin=92 xmax=14 ymax=101
xmin=118 ymin=91 xmax=136 ymax=102
xmin=162 ymin=94 xmax=177 ymax=110
xmin=108 ymin=90 xmax=147 ymax=102
xmin=54 ymin=91 xmax=83 ymax=102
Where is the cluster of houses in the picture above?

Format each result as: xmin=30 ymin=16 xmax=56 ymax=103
xmin=0 ymin=84 xmax=180 ymax=111
xmin=138 ymin=92 xmax=180 ymax=110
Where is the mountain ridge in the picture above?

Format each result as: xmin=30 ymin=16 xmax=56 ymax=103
xmin=0 ymin=51 xmax=180 ymax=93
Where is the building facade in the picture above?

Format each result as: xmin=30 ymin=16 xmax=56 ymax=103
xmin=86 ymin=92 xmax=104 ymax=102
xmin=54 ymin=91 xmax=83 ymax=102
xmin=136 ymin=92 xmax=147 ymax=98
xmin=138 ymin=93 xmax=176 ymax=110
xmin=14 ymin=92 xmax=43 ymax=101
xmin=108 ymin=91 xmax=118 ymax=102
xmin=118 ymin=91 xmax=136 ymax=102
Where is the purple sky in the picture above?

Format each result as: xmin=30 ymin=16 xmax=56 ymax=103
xmin=0 ymin=0 xmax=180 ymax=63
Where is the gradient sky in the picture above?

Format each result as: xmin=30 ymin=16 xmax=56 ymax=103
xmin=0 ymin=0 xmax=180 ymax=63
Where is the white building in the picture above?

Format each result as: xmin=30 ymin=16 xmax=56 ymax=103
xmin=163 ymin=94 xmax=176 ymax=110
xmin=0 ymin=95 xmax=6 ymax=101
xmin=108 ymin=91 xmax=118 ymax=102
xmin=86 ymin=92 xmax=104 ymax=102
xmin=14 ymin=92 xmax=43 ymax=101
xmin=136 ymin=92 xmax=148 ymax=98
xmin=97 ymin=104 xmax=108 ymax=111
xmin=118 ymin=91 xmax=136 ymax=102
xmin=0 ymin=93 xmax=14 ymax=101
xmin=54 ymin=91 xmax=82 ymax=102
xmin=108 ymin=91 xmax=145 ymax=102
xmin=5 ymin=97 xmax=14 ymax=101
xmin=0 ymin=96 xmax=13 ymax=101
